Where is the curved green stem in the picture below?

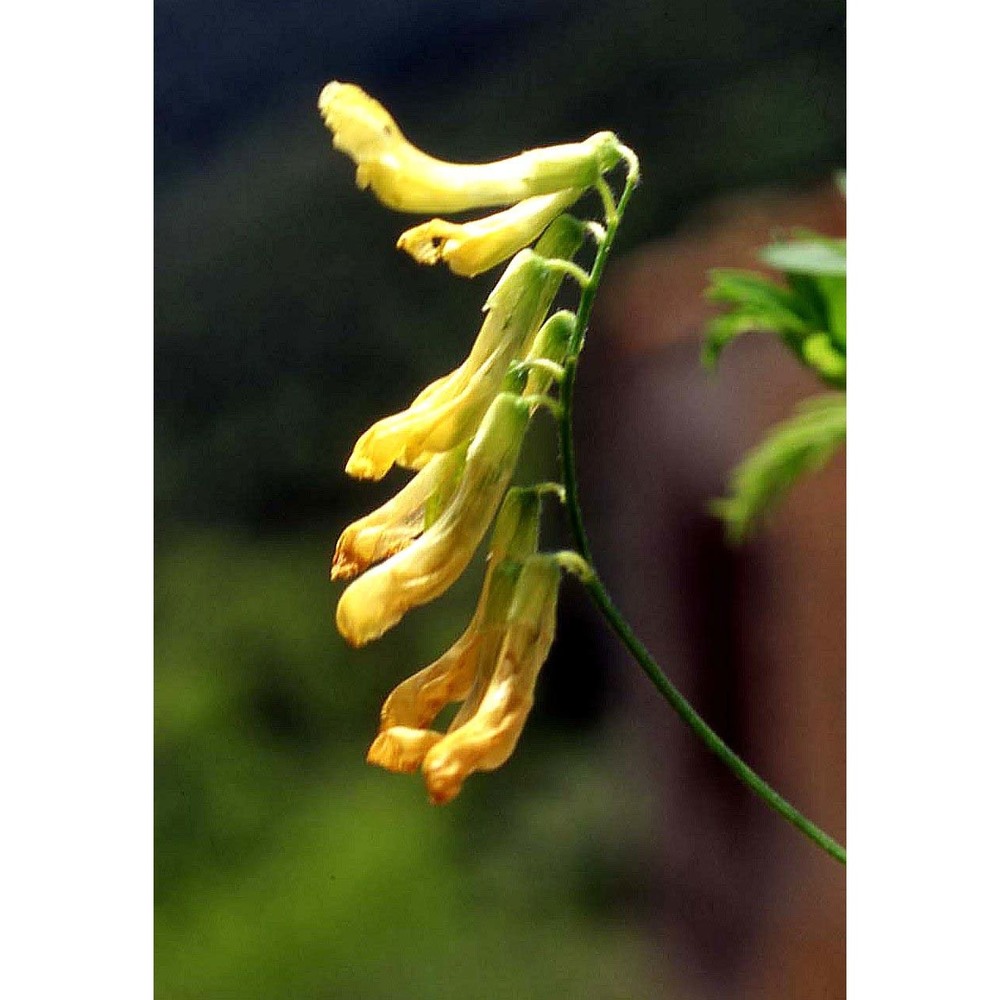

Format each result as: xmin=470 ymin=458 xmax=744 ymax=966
xmin=558 ymin=151 xmax=846 ymax=866
xmin=582 ymin=576 xmax=846 ymax=864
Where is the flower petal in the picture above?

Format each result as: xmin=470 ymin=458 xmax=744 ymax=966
xmin=364 ymin=489 xmax=543 ymax=785
xmin=421 ymin=556 xmax=561 ymax=804
xmin=330 ymin=447 xmax=466 ymax=581
xmin=336 ymin=394 xmax=530 ymax=646
xmin=397 ymin=189 xmax=584 ymax=277
xmin=318 ymin=81 xmax=621 ymax=213
xmin=367 ymin=727 xmax=443 ymax=773
xmin=345 ymin=236 xmax=580 ymax=480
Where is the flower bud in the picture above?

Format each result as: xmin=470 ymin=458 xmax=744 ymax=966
xmin=318 ymin=81 xmax=621 ymax=213
xmin=522 ymin=309 xmax=576 ymax=399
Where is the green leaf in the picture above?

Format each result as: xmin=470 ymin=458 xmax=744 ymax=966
xmin=701 ymin=309 xmax=803 ymax=370
xmin=702 ymin=232 xmax=847 ymax=382
xmin=814 ymin=274 xmax=847 ymax=350
xmin=705 ymin=268 xmax=800 ymax=312
xmin=801 ymin=333 xmax=846 ymax=388
xmin=712 ymin=394 xmax=846 ymax=543
xmin=760 ymin=238 xmax=846 ymax=277
xmin=702 ymin=269 xmax=813 ymax=370
xmin=783 ymin=272 xmax=829 ymax=329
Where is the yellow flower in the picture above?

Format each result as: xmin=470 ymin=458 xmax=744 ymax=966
xmin=330 ymin=446 xmax=466 ymax=582
xmin=422 ymin=556 xmax=560 ymax=804
xmin=318 ymin=81 xmax=620 ymax=213
xmin=369 ymin=549 xmax=561 ymax=804
xmin=344 ymin=251 xmax=542 ymax=481
xmin=345 ymin=216 xmax=583 ymax=481
xmin=366 ymin=489 xmax=541 ymax=773
xmin=336 ymin=393 xmax=529 ymax=647
xmin=396 ymin=188 xmax=584 ymax=277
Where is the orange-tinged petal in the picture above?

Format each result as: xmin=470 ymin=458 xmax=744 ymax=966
xmin=421 ymin=556 xmax=560 ymax=804
xmin=364 ymin=490 xmax=542 ymax=779
xmin=367 ymin=727 xmax=443 ymax=773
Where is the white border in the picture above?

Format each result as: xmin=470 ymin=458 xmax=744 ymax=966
xmin=2 ymin=4 xmax=152 ymax=997
xmin=849 ymin=4 xmax=999 ymax=997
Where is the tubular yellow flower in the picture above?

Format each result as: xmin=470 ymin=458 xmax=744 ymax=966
xmin=421 ymin=555 xmax=561 ymax=804
xmin=344 ymin=251 xmax=543 ymax=480
xmin=330 ymin=445 xmax=466 ymax=582
xmin=367 ymin=490 xmax=541 ymax=773
xmin=345 ymin=216 xmax=583 ymax=481
xmin=336 ymin=393 xmax=529 ymax=647
xmin=396 ymin=188 xmax=584 ymax=277
xmin=318 ymin=81 xmax=621 ymax=213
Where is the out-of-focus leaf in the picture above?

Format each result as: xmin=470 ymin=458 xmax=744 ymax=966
xmin=702 ymin=309 xmax=799 ymax=370
xmin=801 ymin=333 xmax=846 ymax=388
xmin=711 ymin=394 xmax=846 ymax=542
xmin=705 ymin=268 xmax=801 ymax=313
xmin=702 ymin=269 xmax=811 ymax=369
xmin=783 ymin=272 xmax=829 ymax=329
xmin=815 ymin=274 xmax=847 ymax=349
xmin=704 ymin=231 xmax=847 ymax=384
xmin=760 ymin=238 xmax=846 ymax=277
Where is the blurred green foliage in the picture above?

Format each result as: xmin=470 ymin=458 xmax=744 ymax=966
xmin=703 ymin=228 xmax=847 ymax=539
xmin=156 ymin=534 xmax=659 ymax=998
xmin=703 ymin=234 xmax=846 ymax=387
xmin=708 ymin=394 xmax=846 ymax=542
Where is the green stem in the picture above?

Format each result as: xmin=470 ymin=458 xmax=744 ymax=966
xmin=560 ymin=155 xmax=638 ymax=563
xmin=583 ymin=577 xmax=846 ymax=864
xmin=559 ymin=150 xmax=846 ymax=866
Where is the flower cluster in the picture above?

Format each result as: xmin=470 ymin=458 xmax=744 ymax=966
xmin=321 ymin=82 xmax=623 ymax=802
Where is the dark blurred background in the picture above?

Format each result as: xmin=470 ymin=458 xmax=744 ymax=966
xmin=155 ymin=2 xmax=845 ymax=997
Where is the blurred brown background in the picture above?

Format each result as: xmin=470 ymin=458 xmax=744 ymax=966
xmin=576 ymin=185 xmax=846 ymax=999
xmin=156 ymin=2 xmax=845 ymax=997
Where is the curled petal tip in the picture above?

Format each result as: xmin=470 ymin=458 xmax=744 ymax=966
xmin=318 ymin=81 xmax=400 ymax=158
xmin=317 ymin=80 xmax=342 ymax=110
xmin=330 ymin=557 xmax=360 ymax=582
xmin=367 ymin=727 xmax=442 ymax=773
xmin=427 ymin=787 xmax=459 ymax=807
xmin=336 ymin=601 xmax=373 ymax=648
xmin=422 ymin=754 xmax=464 ymax=805
xmin=345 ymin=451 xmax=386 ymax=481
xmin=396 ymin=222 xmax=458 ymax=267
xmin=396 ymin=190 xmax=584 ymax=278
xmin=330 ymin=542 xmax=362 ymax=581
